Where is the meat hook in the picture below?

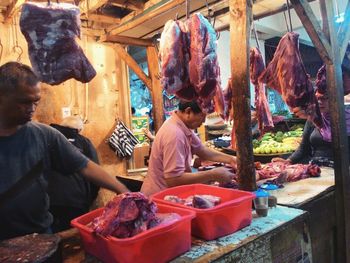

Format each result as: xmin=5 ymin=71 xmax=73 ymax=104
xmin=282 ymin=8 xmax=290 ymax=32
xmin=186 ymin=0 xmax=190 ymax=19
xmin=251 ymin=22 xmax=260 ymax=50
xmin=12 ymin=16 xmax=23 ymax=62
xmin=286 ymin=0 xmax=293 ymax=32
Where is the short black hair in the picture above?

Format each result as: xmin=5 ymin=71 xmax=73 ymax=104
xmin=0 ymin=62 xmax=39 ymax=95
xmin=178 ymin=100 xmax=202 ymax=114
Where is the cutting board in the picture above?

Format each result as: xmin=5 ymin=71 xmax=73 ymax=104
xmin=0 ymin=233 xmax=61 ymax=263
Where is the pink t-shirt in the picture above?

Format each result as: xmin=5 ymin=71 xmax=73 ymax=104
xmin=141 ymin=112 xmax=203 ymax=196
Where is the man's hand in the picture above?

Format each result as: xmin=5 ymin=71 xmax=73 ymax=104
xmin=292 ymin=107 xmax=308 ymax=119
xmin=212 ymin=167 xmax=234 ymax=183
xmin=228 ymin=156 xmax=237 ymax=169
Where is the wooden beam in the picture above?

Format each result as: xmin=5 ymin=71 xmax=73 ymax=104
xmin=4 ymin=0 xmax=25 ymax=22
xmin=114 ymin=44 xmax=152 ymax=90
xmin=338 ymin=1 xmax=350 ymax=59
xmin=324 ymin=1 xmax=350 ymax=262
xmin=79 ymin=0 xmax=108 ymax=14
xmin=229 ymin=0 xmax=256 ymax=191
xmin=100 ymin=35 xmax=154 ymax=47
xmin=146 ymin=46 xmax=164 ymax=132
xmin=290 ymin=0 xmax=332 ymax=64
xmin=81 ymin=27 xmax=104 ymax=38
xmin=110 ymin=0 xmax=144 ymax=11
xmin=107 ymin=0 xmax=186 ymax=36
xmin=81 ymin=14 xmax=121 ymax=25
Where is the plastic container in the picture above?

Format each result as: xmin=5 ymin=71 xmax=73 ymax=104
xmin=253 ymin=189 xmax=269 ymax=217
xmin=151 ymin=184 xmax=255 ymax=240
xmin=71 ymin=203 xmax=195 ymax=263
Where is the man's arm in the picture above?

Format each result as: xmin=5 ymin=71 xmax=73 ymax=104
xmin=165 ymin=167 xmax=234 ymax=188
xmin=80 ymin=160 xmax=129 ymax=194
xmin=196 ymin=146 xmax=237 ymax=167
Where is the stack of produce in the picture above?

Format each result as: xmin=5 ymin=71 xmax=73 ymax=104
xmin=253 ymin=128 xmax=303 ymax=154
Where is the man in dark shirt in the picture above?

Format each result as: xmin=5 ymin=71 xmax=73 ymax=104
xmin=48 ymin=116 xmax=101 ymax=232
xmin=0 ymin=61 xmax=129 ymax=240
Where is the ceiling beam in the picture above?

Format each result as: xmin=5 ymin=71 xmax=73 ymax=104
xmin=79 ymin=0 xmax=108 ymax=15
xmin=100 ymin=35 xmax=154 ymax=47
xmin=110 ymin=0 xmax=144 ymax=11
xmin=81 ymin=14 xmax=121 ymax=24
xmin=81 ymin=27 xmax=104 ymax=38
xmin=338 ymin=1 xmax=350 ymax=59
xmin=106 ymin=0 xmax=186 ymax=36
xmin=4 ymin=0 xmax=25 ymax=23
xmin=114 ymin=44 xmax=152 ymax=90
xmin=290 ymin=0 xmax=332 ymax=64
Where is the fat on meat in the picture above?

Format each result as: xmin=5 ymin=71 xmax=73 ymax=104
xmin=20 ymin=3 xmax=96 ymax=85
xmin=258 ymin=32 xmax=323 ymax=128
xmin=250 ymin=48 xmax=274 ymax=132
xmin=159 ymin=20 xmax=190 ymax=94
xmin=188 ymin=13 xmax=219 ymax=100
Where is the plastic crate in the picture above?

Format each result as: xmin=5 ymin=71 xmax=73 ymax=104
xmin=151 ymin=184 xmax=255 ymax=240
xmin=71 ymin=203 xmax=195 ymax=263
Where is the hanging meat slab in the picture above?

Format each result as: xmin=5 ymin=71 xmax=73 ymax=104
xmin=159 ymin=20 xmax=190 ymax=94
xmin=188 ymin=13 xmax=219 ymax=99
xmin=258 ymin=32 xmax=322 ymax=128
xmin=20 ymin=3 xmax=96 ymax=85
xmin=250 ymin=48 xmax=274 ymax=132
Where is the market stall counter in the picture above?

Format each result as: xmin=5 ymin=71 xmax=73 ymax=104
xmin=271 ymin=167 xmax=335 ymax=263
xmin=58 ymin=206 xmax=310 ymax=262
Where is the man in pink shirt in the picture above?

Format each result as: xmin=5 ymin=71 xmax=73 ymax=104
xmin=141 ymin=100 xmax=237 ymax=196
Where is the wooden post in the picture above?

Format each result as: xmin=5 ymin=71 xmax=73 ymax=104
xmin=229 ymin=0 xmax=256 ymax=191
xmin=324 ymin=2 xmax=350 ymax=261
xmin=146 ymin=46 xmax=164 ymax=133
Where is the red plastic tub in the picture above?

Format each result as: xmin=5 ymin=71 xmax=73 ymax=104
xmin=151 ymin=184 xmax=255 ymax=240
xmin=71 ymin=203 xmax=195 ymax=263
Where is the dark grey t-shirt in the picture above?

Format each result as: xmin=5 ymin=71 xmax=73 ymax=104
xmin=0 ymin=122 xmax=88 ymax=239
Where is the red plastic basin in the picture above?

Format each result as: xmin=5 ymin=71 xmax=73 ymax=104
xmin=151 ymin=184 xmax=255 ymax=240
xmin=71 ymin=203 xmax=195 ymax=263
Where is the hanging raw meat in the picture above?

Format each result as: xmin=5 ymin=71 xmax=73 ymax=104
xmin=159 ymin=20 xmax=190 ymax=94
xmin=213 ymin=84 xmax=225 ymax=118
xmin=20 ymin=3 xmax=96 ymax=85
xmin=258 ymin=32 xmax=323 ymax=128
xmin=249 ymin=48 xmax=274 ymax=132
xmin=188 ymin=13 xmax=219 ymax=99
xmin=223 ymin=79 xmax=233 ymax=121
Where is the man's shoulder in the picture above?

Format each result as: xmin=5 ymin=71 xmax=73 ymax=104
xmin=27 ymin=122 xmax=59 ymax=135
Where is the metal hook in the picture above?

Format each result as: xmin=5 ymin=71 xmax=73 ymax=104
xmin=13 ymin=46 xmax=23 ymax=62
xmin=283 ymin=8 xmax=290 ymax=32
xmin=252 ymin=22 xmax=260 ymax=50
xmin=286 ymin=0 xmax=293 ymax=32
xmin=186 ymin=0 xmax=190 ymax=19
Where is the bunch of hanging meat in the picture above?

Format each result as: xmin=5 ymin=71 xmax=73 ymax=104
xmin=20 ymin=2 xmax=96 ymax=85
xmin=159 ymin=13 xmax=224 ymax=115
xmin=258 ymin=32 xmax=323 ymax=128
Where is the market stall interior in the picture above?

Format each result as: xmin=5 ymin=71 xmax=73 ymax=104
xmin=0 ymin=0 xmax=350 ymax=262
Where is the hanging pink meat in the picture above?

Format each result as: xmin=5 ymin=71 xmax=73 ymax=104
xmin=159 ymin=20 xmax=190 ymax=94
xmin=249 ymin=48 xmax=274 ymax=132
xmin=258 ymin=32 xmax=323 ymax=128
xmin=20 ymin=3 xmax=96 ymax=85
xmin=213 ymin=85 xmax=225 ymax=118
xmin=188 ymin=13 xmax=219 ymax=99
